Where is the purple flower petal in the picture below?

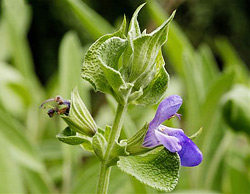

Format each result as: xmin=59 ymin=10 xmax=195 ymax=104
xmin=143 ymin=122 xmax=160 ymax=147
xmin=165 ymin=128 xmax=203 ymax=167
xmin=143 ymin=95 xmax=182 ymax=147
xmin=151 ymin=95 xmax=182 ymax=129
xmin=155 ymin=130 xmax=181 ymax=152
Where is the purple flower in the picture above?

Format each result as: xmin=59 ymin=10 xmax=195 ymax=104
xmin=143 ymin=95 xmax=202 ymax=167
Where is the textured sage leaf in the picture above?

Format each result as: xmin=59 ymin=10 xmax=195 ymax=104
xmin=127 ymin=3 xmax=144 ymax=40
xmin=82 ymin=18 xmax=127 ymax=96
xmin=56 ymin=127 xmax=93 ymax=151
xmin=98 ymin=37 xmax=127 ymax=95
xmin=122 ymin=11 xmax=175 ymax=83
xmin=120 ymin=3 xmax=144 ymax=79
xmin=61 ymin=87 xmax=97 ymax=136
xmin=117 ymin=147 xmax=180 ymax=192
xmin=97 ymin=126 xmax=111 ymax=141
xmin=133 ymin=50 xmax=169 ymax=106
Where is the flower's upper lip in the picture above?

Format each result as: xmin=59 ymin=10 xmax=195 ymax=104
xmin=151 ymin=95 xmax=182 ymax=127
xmin=143 ymin=95 xmax=183 ymax=148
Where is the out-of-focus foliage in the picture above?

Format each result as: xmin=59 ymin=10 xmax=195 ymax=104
xmin=0 ymin=0 xmax=249 ymax=193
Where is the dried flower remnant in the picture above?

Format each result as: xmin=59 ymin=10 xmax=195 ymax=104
xmin=40 ymin=96 xmax=70 ymax=117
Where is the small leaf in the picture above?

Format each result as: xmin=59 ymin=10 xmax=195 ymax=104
xmin=107 ymin=140 xmax=129 ymax=166
xmin=127 ymin=3 xmax=145 ymax=40
xmin=117 ymin=147 xmax=180 ymax=192
xmin=97 ymin=126 xmax=111 ymax=141
xmin=92 ymin=131 xmax=107 ymax=160
xmin=98 ymin=37 xmax=127 ymax=95
xmin=56 ymin=127 xmax=92 ymax=150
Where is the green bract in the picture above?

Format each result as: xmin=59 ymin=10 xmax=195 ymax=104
xmin=82 ymin=4 xmax=174 ymax=105
xmin=61 ymin=87 xmax=97 ymax=136
xmin=56 ymin=127 xmax=93 ymax=152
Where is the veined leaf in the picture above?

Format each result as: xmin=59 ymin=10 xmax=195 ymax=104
xmin=0 ymin=137 xmax=24 ymax=193
xmin=118 ymin=147 xmax=180 ymax=192
xmin=67 ymin=0 xmax=114 ymax=39
xmin=147 ymin=0 xmax=194 ymax=77
xmin=122 ymin=11 xmax=175 ymax=83
xmin=56 ymin=127 xmax=93 ymax=152
xmin=133 ymin=50 xmax=169 ymax=106
xmin=82 ymin=18 xmax=127 ymax=101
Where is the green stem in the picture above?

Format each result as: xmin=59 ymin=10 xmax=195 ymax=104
xmin=96 ymin=162 xmax=111 ymax=194
xmin=96 ymin=103 xmax=127 ymax=194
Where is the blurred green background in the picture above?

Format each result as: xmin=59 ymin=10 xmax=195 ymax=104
xmin=0 ymin=0 xmax=249 ymax=193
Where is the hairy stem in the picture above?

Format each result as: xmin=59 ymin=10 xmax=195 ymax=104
xmin=96 ymin=103 xmax=127 ymax=194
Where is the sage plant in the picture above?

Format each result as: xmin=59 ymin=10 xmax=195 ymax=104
xmin=41 ymin=4 xmax=202 ymax=193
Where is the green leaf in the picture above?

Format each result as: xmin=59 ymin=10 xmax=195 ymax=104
xmin=67 ymin=0 xmax=114 ymax=39
xmin=98 ymin=37 xmax=127 ymax=94
xmin=0 ymin=108 xmax=54 ymax=192
xmin=2 ymin=0 xmax=31 ymax=36
xmin=58 ymin=31 xmax=91 ymax=109
xmin=200 ymin=68 xmax=235 ymax=126
xmin=122 ymin=11 xmax=175 ymax=83
xmin=127 ymin=3 xmax=145 ymax=40
xmin=61 ymin=87 xmax=97 ymax=136
xmin=147 ymin=0 xmax=199 ymax=82
xmin=221 ymin=85 xmax=250 ymax=135
xmin=82 ymin=19 xmax=127 ymax=99
xmin=107 ymin=140 xmax=129 ymax=166
xmin=197 ymin=44 xmax=219 ymax=89
xmin=56 ymin=127 xmax=93 ymax=150
xmin=133 ymin=50 xmax=169 ymax=106
xmin=117 ymin=147 xmax=180 ymax=192
xmin=0 ymin=137 xmax=24 ymax=193
xmin=0 ymin=62 xmax=30 ymax=117
xmin=92 ymin=131 xmax=107 ymax=160
xmin=0 ymin=21 xmax=10 ymax=61
xmin=23 ymin=168 xmax=53 ymax=194
xmin=215 ymin=37 xmax=249 ymax=84
xmin=2 ymin=0 xmax=44 ymax=102
xmin=59 ymin=31 xmax=81 ymax=97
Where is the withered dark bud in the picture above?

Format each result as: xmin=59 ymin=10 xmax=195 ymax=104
xmin=47 ymin=109 xmax=56 ymax=117
xmin=40 ymin=96 xmax=71 ymax=117
xmin=57 ymin=107 xmax=70 ymax=116
xmin=55 ymin=96 xmax=64 ymax=105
